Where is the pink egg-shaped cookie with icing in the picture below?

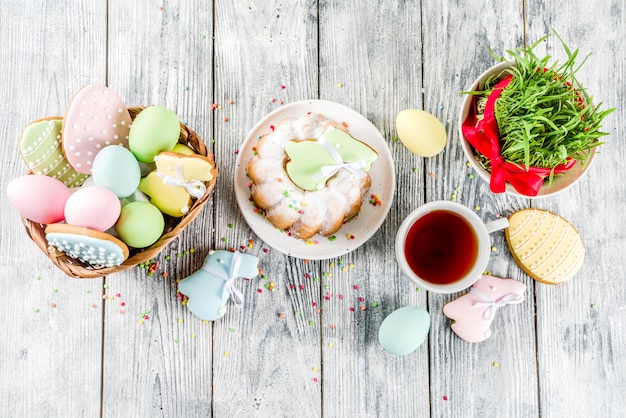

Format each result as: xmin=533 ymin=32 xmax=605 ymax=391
xmin=62 ymin=84 xmax=132 ymax=174
xmin=7 ymin=175 xmax=72 ymax=224
xmin=64 ymin=186 xmax=121 ymax=231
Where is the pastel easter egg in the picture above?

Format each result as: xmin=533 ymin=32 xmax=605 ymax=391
xmin=62 ymin=84 xmax=132 ymax=174
xmin=7 ymin=175 xmax=72 ymax=224
xmin=114 ymin=201 xmax=164 ymax=248
xmin=378 ymin=306 xmax=430 ymax=356
xmin=171 ymin=143 xmax=197 ymax=155
xmin=19 ymin=118 xmax=89 ymax=187
xmin=506 ymin=209 xmax=585 ymax=285
xmin=92 ymin=145 xmax=141 ymax=198
xmin=128 ymin=106 xmax=180 ymax=163
xmin=396 ymin=109 xmax=446 ymax=157
xmin=64 ymin=186 xmax=121 ymax=231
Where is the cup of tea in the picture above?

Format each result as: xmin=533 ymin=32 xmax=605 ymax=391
xmin=395 ymin=201 xmax=509 ymax=294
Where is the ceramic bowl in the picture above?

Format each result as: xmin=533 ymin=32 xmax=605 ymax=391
xmin=458 ymin=62 xmax=596 ymax=199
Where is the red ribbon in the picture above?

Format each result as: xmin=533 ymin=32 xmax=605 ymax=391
xmin=462 ymin=75 xmax=575 ymax=196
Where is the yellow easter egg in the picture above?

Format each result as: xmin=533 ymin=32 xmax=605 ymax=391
xmin=505 ymin=209 xmax=585 ymax=285
xmin=395 ymin=109 xmax=446 ymax=157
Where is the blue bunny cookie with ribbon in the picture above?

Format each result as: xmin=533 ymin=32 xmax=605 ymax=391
xmin=139 ymin=151 xmax=215 ymax=217
xmin=284 ymin=126 xmax=378 ymax=191
xmin=442 ymin=275 xmax=526 ymax=343
xmin=178 ymin=250 xmax=260 ymax=321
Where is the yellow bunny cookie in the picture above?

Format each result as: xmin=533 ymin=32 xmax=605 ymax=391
xmin=139 ymin=152 xmax=215 ymax=217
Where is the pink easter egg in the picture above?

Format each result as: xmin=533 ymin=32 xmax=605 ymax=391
xmin=7 ymin=175 xmax=72 ymax=224
xmin=64 ymin=186 xmax=121 ymax=231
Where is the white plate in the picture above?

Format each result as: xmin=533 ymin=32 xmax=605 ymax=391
xmin=234 ymin=100 xmax=395 ymax=260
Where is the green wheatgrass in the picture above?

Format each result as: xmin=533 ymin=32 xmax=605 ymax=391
xmin=470 ymin=31 xmax=614 ymax=173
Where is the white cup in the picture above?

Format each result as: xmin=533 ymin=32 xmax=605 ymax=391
xmin=395 ymin=201 xmax=508 ymax=294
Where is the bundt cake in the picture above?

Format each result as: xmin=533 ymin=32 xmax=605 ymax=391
xmin=246 ymin=113 xmax=378 ymax=239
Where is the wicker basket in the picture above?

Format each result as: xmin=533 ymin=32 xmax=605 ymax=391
xmin=21 ymin=107 xmax=218 ymax=279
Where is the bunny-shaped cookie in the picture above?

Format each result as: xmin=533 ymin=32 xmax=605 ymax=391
xmin=443 ymin=275 xmax=526 ymax=343
xmin=178 ymin=250 xmax=259 ymax=321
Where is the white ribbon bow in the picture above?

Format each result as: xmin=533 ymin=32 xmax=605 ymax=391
xmin=157 ymin=165 xmax=206 ymax=199
xmin=201 ymin=251 xmax=245 ymax=309
xmin=470 ymin=287 xmax=524 ymax=321
xmin=312 ymin=128 xmax=367 ymax=182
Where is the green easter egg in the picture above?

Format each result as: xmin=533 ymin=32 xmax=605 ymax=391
xmin=129 ymin=106 xmax=180 ymax=163
xmin=115 ymin=201 xmax=164 ymax=248
xmin=378 ymin=306 xmax=430 ymax=356
xmin=171 ymin=143 xmax=197 ymax=155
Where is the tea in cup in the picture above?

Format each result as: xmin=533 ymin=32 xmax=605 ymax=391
xmin=395 ymin=201 xmax=508 ymax=293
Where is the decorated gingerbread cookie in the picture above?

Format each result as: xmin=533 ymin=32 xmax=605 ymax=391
xmin=139 ymin=152 xmax=215 ymax=217
xmin=45 ymin=224 xmax=129 ymax=268
xmin=62 ymin=84 xmax=132 ymax=174
xmin=443 ymin=275 xmax=526 ymax=343
xmin=178 ymin=250 xmax=260 ymax=321
xmin=505 ymin=209 xmax=585 ymax=285
xmin=19 ymin=118 xmax=89 ymax=187
xmin=284 ymin=126 xmax=378 ymax=191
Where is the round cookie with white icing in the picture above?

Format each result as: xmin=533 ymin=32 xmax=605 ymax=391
xmin=19 ymin=118 xmax=89 ymax=187
xmin=246 ymin=114 xmax=378 ymax=239
xmin=505 ymin=209 xmax=585 ymax=285
xmin=45 ymin=224 xmax=129 ymax=268
xmin=62 ymin=84 xmax=132 ymax=174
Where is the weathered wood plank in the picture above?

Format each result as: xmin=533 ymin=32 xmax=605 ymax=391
xmin=0 ymin=1 xmax=106 ymax=417
xmin=526 ymin=0 xmax=626 ymax=416
xmin=101 ymin=1 xmax=215 ymax=417
xmin=422 ymin=1 xmax=540 ymax=416
xmin=319 ymin=1 xmax=429 ymax=417
xmin=212 ymin=1 xmax=323 ymax=416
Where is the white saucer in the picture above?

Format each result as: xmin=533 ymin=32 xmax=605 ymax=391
xmin=234 ymin=100 xmax=395 ymax=260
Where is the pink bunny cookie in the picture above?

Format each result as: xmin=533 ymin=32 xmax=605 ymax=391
xmin=443 ymin=275 xmax=526 ymax=343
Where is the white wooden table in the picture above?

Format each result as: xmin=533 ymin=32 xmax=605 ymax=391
xmin=1 ymin=1 xmax=624 ymax=417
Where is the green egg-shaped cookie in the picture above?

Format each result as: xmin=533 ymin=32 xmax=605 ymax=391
xmin=19 ymin=118 xmax=89 ymax=187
